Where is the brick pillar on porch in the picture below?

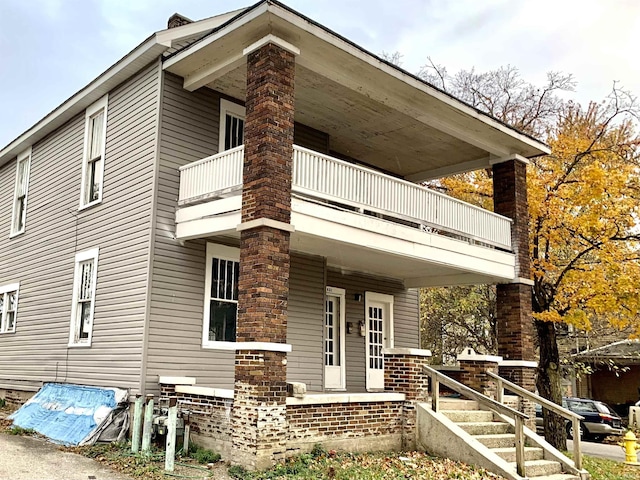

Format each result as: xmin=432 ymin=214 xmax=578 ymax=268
xmin=231 ymin=40 xmax=296 ymax=471
xmin=384 ymin=348 xmax=431 ymax=450
xmin=457 ymin=348 xmax=501 ymax=399
xmin=493 ymin=159 xmax=537 ymax=430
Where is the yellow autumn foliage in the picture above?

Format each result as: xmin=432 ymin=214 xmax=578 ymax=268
xmin=439 ymin=102 xmax=640 ymax=337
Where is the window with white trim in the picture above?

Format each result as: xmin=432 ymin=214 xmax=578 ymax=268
xmin=69 ymin=248 xmax=99 ymax=346
xmin=0 ymin=283 xmax=19 ymax=334
xmin=80 ymin=95 xmax=108 ymax=208
xmin=11 ymin=148 xmax=31 ymax=236
xmin=219 ymin=99 xmax=245 ymax=152
xmin=203 ymin=243 xmax=239 ymax=347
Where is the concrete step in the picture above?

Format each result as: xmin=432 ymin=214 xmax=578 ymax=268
xmin=510 ymin=459 xmax=562 ymax=477
xmin=491 ymin=446 xmax=544 ymax=462
xmin=457 ymin=421 xmax=512 ymax=435
xmin=473 ymin=433 xmax=515 ymax=448
xmin=441 ymin=409 xmax=494 ymax=423
xmin=435 ymin=398 xmax=479 ymax=410
xmin=530 ymin=474 xmax=580 ymax=480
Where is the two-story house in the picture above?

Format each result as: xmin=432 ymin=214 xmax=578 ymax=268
xmin=1 ymin=0 xmax=549 ymax=471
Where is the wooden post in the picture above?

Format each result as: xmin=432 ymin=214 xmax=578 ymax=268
xmin=183 ymin=423 xmax=190 ymax=455
xmin=431 ymin=372 xmax=440 ymax=412
xmin=496 ymin=377 xmax=504 ymax=405
xmin=515 ymin=416 xmax=526 ymax=478
xmin=572 ymin=417 xmax=582 ymax=470
xmin=165 ymin=397 xmax=178 ymax=472
xmin=131 ymin=394 xmax=143 ymax=453
xmin=141 ymin=394 xmax=154 ymax=453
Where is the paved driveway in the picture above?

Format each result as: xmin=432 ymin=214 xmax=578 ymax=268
xmin=568 ymin=439 xmax=628 ymax=462
xmin=0 ymin=433 xmax=133 ymax=480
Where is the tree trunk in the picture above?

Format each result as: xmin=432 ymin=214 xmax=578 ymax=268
xmin=535 ymin=319 xmax=567 ymax=450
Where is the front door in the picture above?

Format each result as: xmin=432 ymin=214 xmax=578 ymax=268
xmin=365 ymin=292 xmax=394 ymax=391
xmin=324 ymin=287 xmax=346 ymax=390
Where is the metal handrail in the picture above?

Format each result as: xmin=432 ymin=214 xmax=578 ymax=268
xmin=487 ymin=371 xmax=584 ymax=471
xmin=423 ymin=365 xmax=528 ymax=477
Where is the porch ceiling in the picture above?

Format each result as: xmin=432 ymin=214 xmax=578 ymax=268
xmin=163 ymin=3 xmax=549 ymax=182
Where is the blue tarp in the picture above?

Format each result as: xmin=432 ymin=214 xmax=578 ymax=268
xmin=9 ymin=383 xmax=127 ymax=446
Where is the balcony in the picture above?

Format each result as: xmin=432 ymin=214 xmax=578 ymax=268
xmin=176 ymin=146 xmax=516 ymax=286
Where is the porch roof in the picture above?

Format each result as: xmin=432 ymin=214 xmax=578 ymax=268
xmin=164 ymin=0 xmax=550 ymax=182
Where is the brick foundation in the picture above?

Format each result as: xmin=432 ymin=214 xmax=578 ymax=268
xmin=286 ymin=401 xmax=404 ymax=455
xmin=161 ymin=390 xmax=234 ymax=458
xmin=0 ymin=388 xmax=35 ymax=409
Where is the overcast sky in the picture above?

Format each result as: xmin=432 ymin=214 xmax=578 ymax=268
xmin=1 ymin=0 xmax=638 ymax=148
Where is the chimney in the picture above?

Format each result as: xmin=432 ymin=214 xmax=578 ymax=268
xmin=167 ymin=13 xmax=193 ymax=29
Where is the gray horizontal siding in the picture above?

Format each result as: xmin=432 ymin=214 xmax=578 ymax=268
xmin=286 ymin=254 xmax=325 ymax=391
xmin=0 ymin=62 xmax=161 ymax=393
xmin=145 ymin=72 xmax=234 ymax=394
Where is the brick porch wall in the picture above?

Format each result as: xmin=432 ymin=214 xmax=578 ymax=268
xmin=286 ymin=401 xmax=404 ymax=455
xmin=159 ymin=389 xmax=234 ymax=458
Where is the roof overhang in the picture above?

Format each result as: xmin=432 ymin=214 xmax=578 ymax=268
xmin=163 ymin=0 xmax=550 ymax=181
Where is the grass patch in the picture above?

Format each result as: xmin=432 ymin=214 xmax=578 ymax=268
xmin=187 ymin=443 xmax=221 ymax=464
xmin=228 ymin=450 xmax=504 ymax=480
xmin=582 ymin=455 xmax=639 ymax=480
xmin=66 ymin=442 xmax=227 ymax=479
xmin=7 ymin=426 xmax=35 ymax=436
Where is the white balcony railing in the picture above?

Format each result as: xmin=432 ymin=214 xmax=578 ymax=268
xmin=178 ymin=145 xmax=513 ymax=250
xmin=178 ymin=145 xmax=244 ymax=204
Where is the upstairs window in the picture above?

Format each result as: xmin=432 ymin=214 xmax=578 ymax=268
xmin=69 ymin=248 xmax=99 ymax=346
xmin=203 ymin=243 xmax=239 ymax=347
xmin=219 ymin=99 xmax=245 ymax=151
xmin=80 ymin=96 xmax=108 ymax=208
xmin=11 ymin=148 xmax=31 ymax=236
xmin=0 ymin=283 xmax=19 ymax=334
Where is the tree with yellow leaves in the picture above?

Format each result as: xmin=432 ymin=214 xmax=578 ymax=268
xmin=419 ymin=62 xmax=640 ymax=448
xmin=529 ymin=98 xmax=640 ymax=447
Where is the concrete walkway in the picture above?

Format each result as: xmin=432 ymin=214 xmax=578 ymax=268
xmin=0 ymin=433 xmax=133 ymax=480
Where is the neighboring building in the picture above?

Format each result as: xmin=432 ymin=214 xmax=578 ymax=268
xmin=0 ymin=1 xmax=548 ymax=469
xmin=573 ymin=339 xmax=640 ymax=415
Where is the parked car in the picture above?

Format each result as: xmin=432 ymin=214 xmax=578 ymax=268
xmin=535 ymin=397 xmax=624 ymax=442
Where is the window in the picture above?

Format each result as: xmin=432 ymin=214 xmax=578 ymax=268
xmin=69 ymin=248 xmax=99 ymax=346
xmin=219 ymin=99 xmax=245 ymax=152
xmin=0 ymin=283 xmax=19 ymax=334
xmin=203 ymin=243 xmax=240 ymax=348
xmin=11 ymin=148 xmax=31 ymax=236
xmin=80 ymin=95 xmax=108 ymax=208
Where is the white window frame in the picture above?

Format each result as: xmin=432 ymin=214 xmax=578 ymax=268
xmin=218 ymin=99 xmax=246 ymax=152
xmin=0 ymin=283 xmax=20 ymax=334
xmin=10 ymin=147 xmax=32 ymax=237
xmin=202 ymin=243 xmax=240 ymax=350
xmin=69 ymin=248 xmax=99 ymax=347
xmin=79 ymin=95 xmax=108 ymax=210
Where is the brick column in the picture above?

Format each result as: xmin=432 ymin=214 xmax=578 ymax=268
xmin=493 ymin=161 xmax=535 ymax=353
xmin=231 ymin=39 xmax=297 ymax=471
xmin=383 ymin=348 xmax=431 ymax=450
xmin=457 ymin=348 xmax=501 ymax=399
xmin=493 ymin=159 xmax=537 ymax=429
